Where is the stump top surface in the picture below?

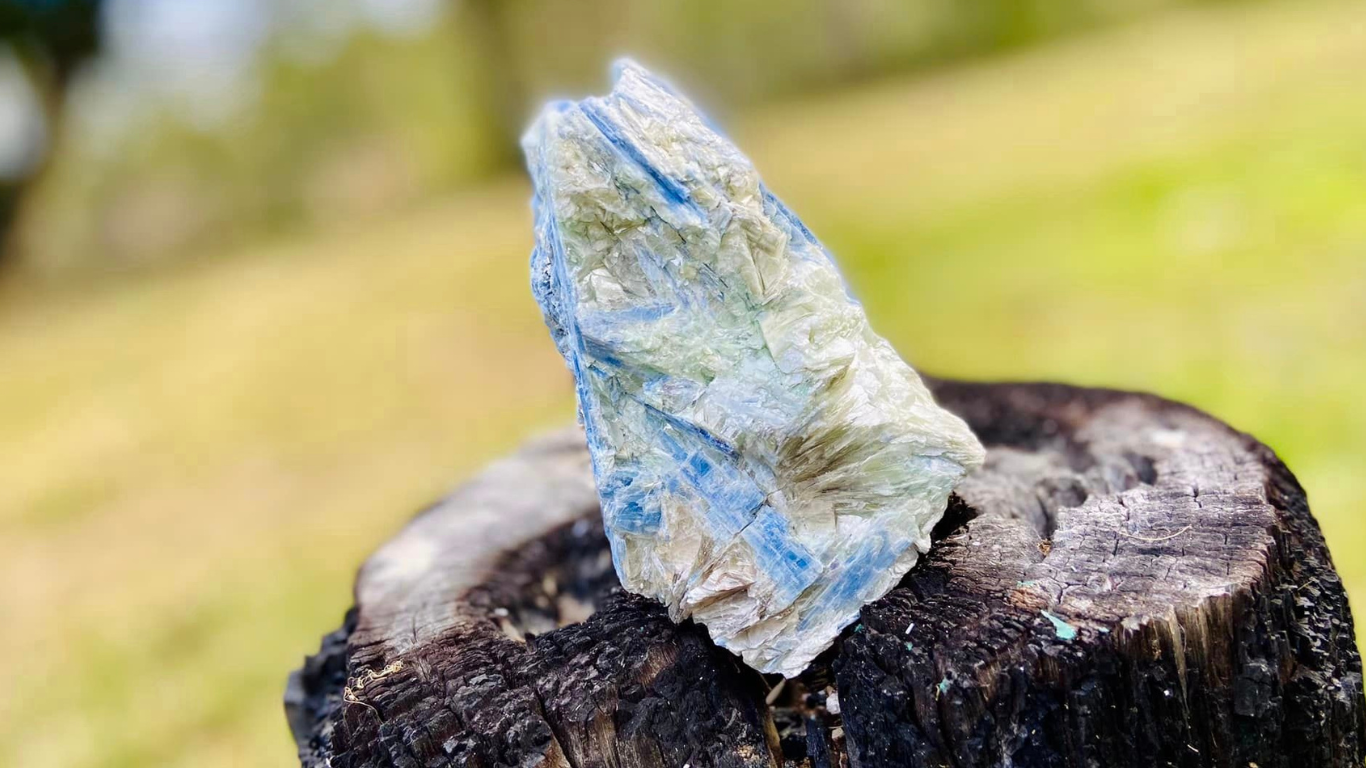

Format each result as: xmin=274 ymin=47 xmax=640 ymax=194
xmin=287 ymin=380 xmax=1364 ymax=768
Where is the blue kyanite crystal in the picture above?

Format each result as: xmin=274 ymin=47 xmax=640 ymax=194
xmin=522 ymin=61 xmax=985 ymax=676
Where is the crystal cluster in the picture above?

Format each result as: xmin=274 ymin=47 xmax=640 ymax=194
xmin=522 ymin=61 xmax=985 ymax=676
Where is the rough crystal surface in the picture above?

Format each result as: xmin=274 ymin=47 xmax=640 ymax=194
xmin=522 ymin=61 xmax=985 ymax=676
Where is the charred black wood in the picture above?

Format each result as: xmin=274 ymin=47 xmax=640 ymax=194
xmin=287 ymin=382 xmax=1364 ymax=767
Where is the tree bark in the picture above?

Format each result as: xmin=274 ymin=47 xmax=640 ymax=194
xmin=285 ymin=380 xmax=1364 ymax=768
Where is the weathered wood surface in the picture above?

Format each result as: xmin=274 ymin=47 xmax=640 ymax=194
xmin=286 ymin=380 xmax=1364 ymax=767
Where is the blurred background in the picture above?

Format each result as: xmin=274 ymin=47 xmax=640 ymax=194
xmin=0 ymin=0 xmax=1361 ymax=765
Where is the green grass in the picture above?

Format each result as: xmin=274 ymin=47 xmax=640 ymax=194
xmin=2 ymin=1 xmax=1363 ymax=765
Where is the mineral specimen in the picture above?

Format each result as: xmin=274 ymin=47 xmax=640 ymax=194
xmin=522 ymin=60 xmax=985 ymax=677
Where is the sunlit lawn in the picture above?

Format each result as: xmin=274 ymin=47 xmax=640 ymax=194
xmin=2 ymin=1 xmax=1363 ymax=766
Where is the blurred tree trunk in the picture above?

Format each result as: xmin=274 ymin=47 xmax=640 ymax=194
xmin=457 ymin=0 xmax=528 ymax=166
xmin=0 ymin=0 xmax=101 ymax=271
xmin=0 ymin=41 xmax=67 ymax=268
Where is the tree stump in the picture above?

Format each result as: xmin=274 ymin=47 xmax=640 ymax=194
xmin=285 ymin=380 xmax=1364 ymax=768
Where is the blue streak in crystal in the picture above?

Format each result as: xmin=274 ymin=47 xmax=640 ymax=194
xmin=580 ymin=101 xmax=699 ymax=215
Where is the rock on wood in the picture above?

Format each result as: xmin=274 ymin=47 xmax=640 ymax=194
xmin=285 ymin=380 xmax=1364 ymax=767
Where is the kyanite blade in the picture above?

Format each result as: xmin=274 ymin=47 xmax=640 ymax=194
xmin=522 ymin=60 xmax=985 ymax=677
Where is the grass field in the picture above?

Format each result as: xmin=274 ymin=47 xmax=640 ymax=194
xmin=2 ymin=1 xmax=1363 ymax=766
